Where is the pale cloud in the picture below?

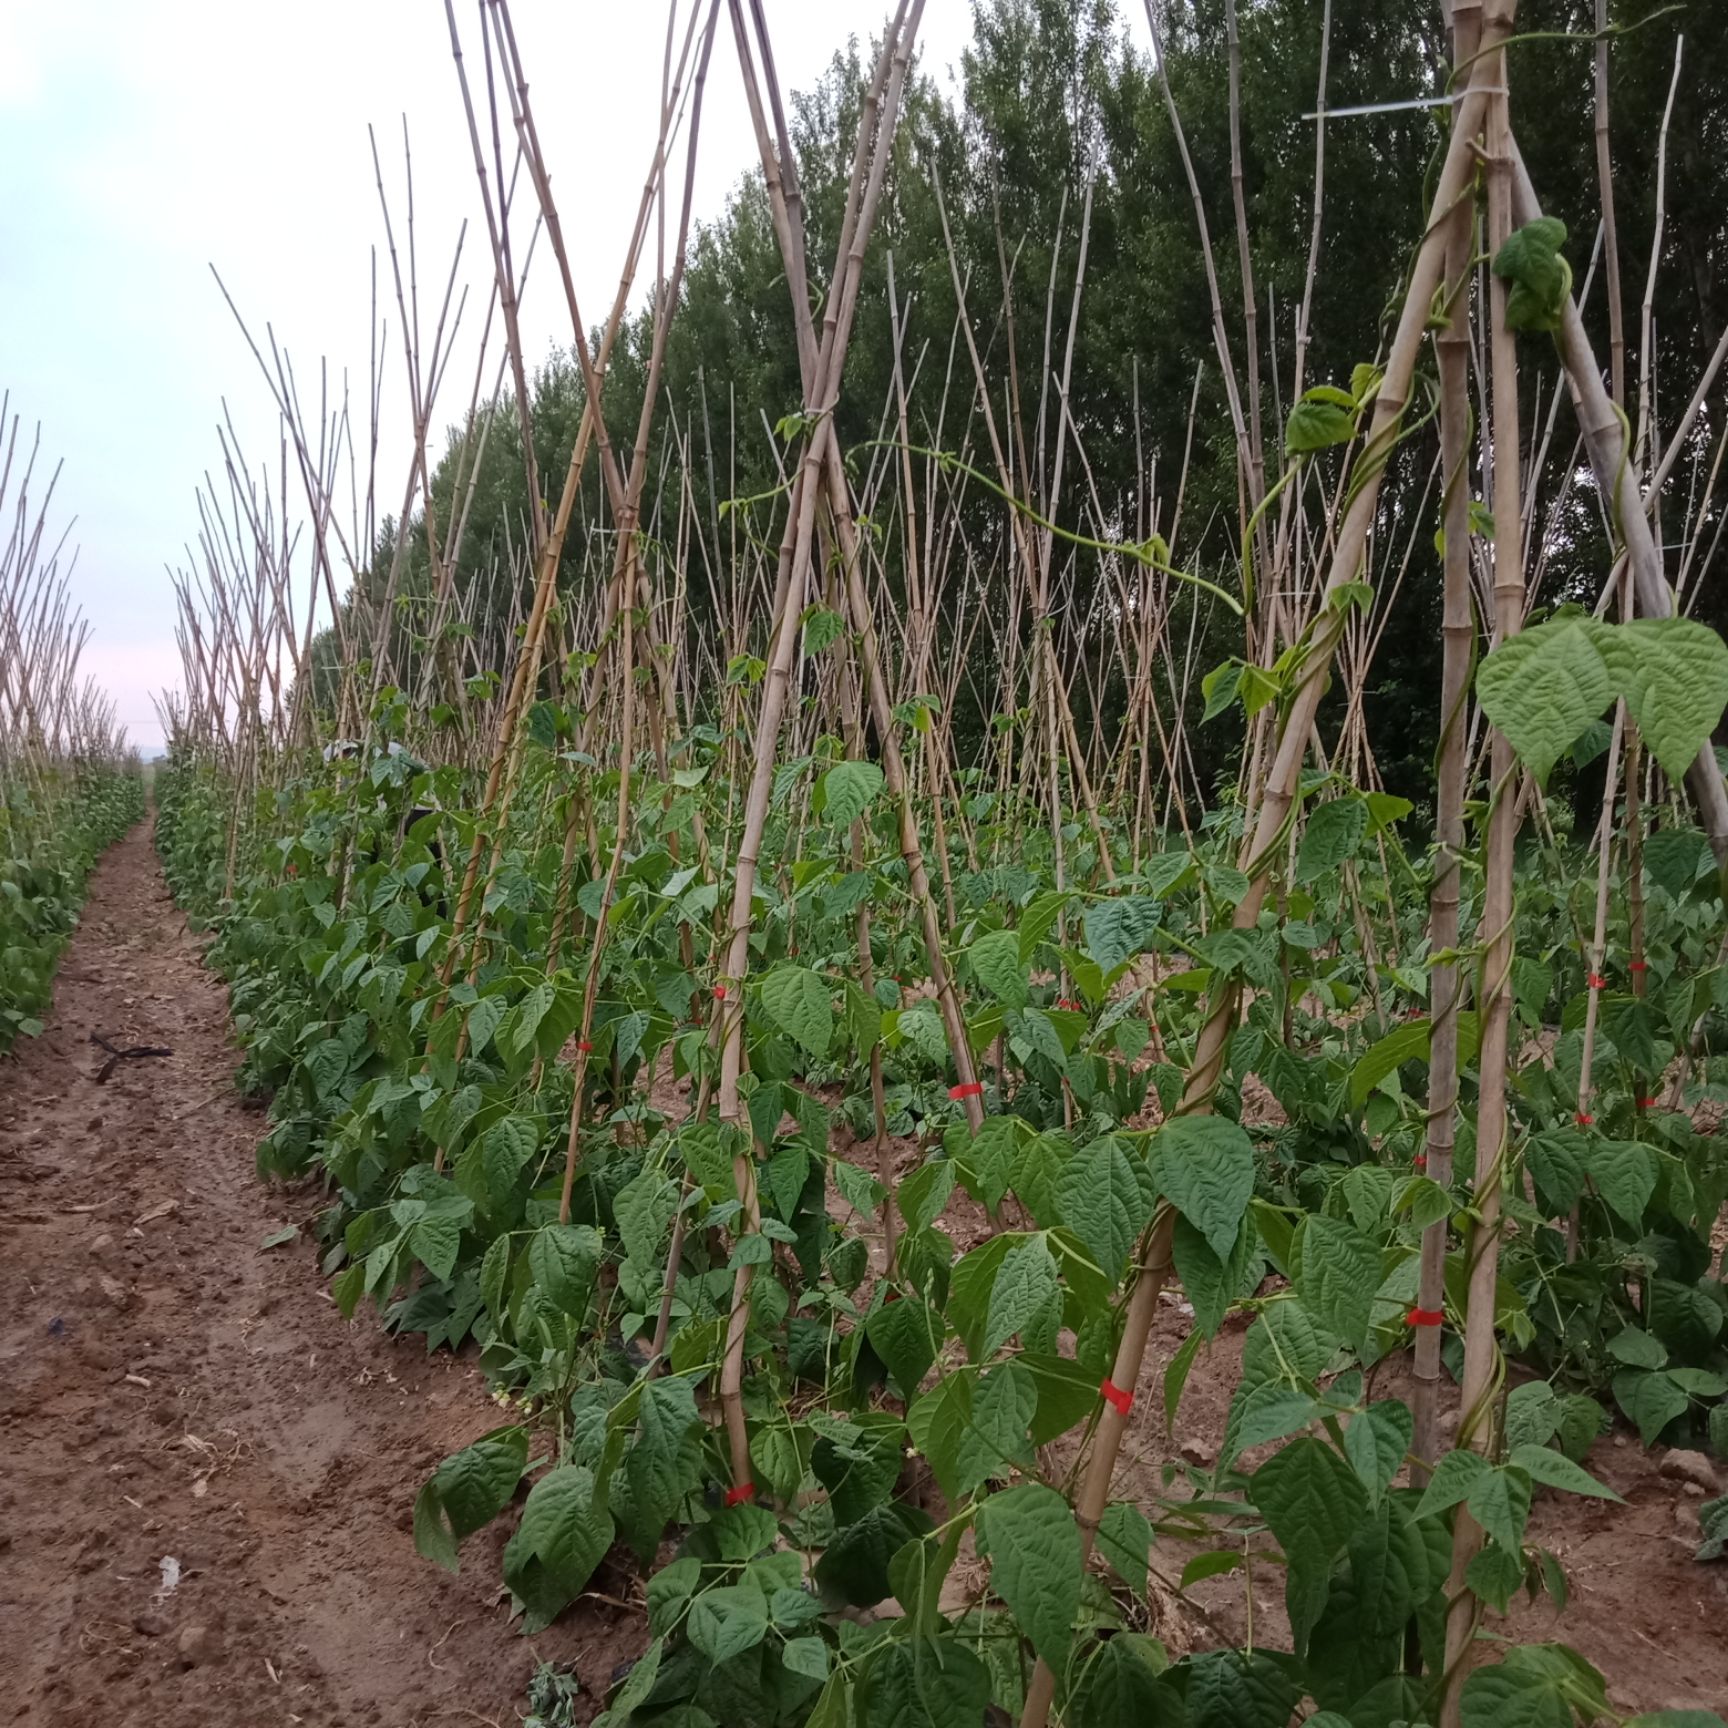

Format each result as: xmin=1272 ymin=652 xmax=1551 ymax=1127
xmin=3 ymin=2 xmax=972 ymax=751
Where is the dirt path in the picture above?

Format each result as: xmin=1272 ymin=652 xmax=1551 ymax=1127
xmin=0 ymin=822 xmax=610 ymax=1727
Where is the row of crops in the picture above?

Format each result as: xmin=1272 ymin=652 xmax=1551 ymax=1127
xmin=138 ymin=0 xmax=1728 ymax=1723
xmin=0 ymin=396 xmax=143 ymax=1053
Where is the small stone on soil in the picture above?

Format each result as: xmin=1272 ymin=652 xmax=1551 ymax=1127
xmin=175 ymin=1624 xmax=221 ymax=1668
xmin=1659 ymin=1448 xmax=1720 ymax=1492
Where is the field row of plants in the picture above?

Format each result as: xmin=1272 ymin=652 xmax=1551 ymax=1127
xmin=0 ymin=394 xmax=144 ymax=1052
xmin=143 ymin=2 xmax=1728 ymax=1725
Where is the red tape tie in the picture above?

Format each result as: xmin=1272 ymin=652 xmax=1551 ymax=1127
xmin=1100 ymin=1378 xmax=1134 ymax=1417
xmin=950 ymin=1081 xmax=984 ymax=1100
xmin=1408 ymin=1308 xmax=1445 ymax=1328
xmin=1588 ymin=973 xmax=1608 ymax=990
xmin=725 ymin=1482 xmax=756 ymax=1508
xmin=576 ymin=1040 xmax=593 ymax=1053
xmin=1575 ymin=1112 xmax=1594 ymax=1127
xmin=713 ymin=984 xmax=727 ymax=999
xmin=1629 ymin=960 xmax=1648 ymax=973
xmin=1638 ymin=1096 xmax=1659 ymax=1109
xmin=1413 ymin=1153 xmax=1429 ymax=1173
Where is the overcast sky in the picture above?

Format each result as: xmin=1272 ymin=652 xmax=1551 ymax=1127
xmin=0 ymin=2 xmax=977 ymax=750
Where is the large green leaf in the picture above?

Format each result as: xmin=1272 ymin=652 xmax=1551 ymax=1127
xmin=1057 ymin=1136 xmax=1151 ymax=1283
xmin=1295 ymin=797 xmax=1367 ymax=886
xmin=1292 ymin=1213 xmax=1379 ymax=1351
xmin=1249 ymin=1437 xmax=1368 ymax=1650
xmin=1466 ymin=1464 xmax=1533 ymax=1552
xmin=1147 ymin=1115 xmax=1255 ymax=1261
xmin=528 ymin=1223 xmax=603 ymax=1315
xmin=1081 ymin=895 xmax=1162 ymax=975
xmin=1066 ymin=1634 xmax=1181 ymax=1727
xmin=1459 ymin=1660 xmax=1574 ymax=1728
xmin=820 ymin=759 xmax=885 ymax=829
xmin=1183 ymin=1650 xmax=1302 ymax=1728
xmin=1593 ymin=617 xmax=1728 ymax=784
xmin=1476 ymin=617 xmax=1614 ymax=784
xmin=864 ymin=1297 xmax=943 ymax=1398
xmin=761 ymin=963 xmax=834 ymax=1057
xmin=984 ymin=1234 xmax=1060 ymax=1356
xmin=968 ymin=927 xmax=1029 ymax=1008
xmin=1491 ymin=216 xmax=1572 ymax=332
xmin=688 ymin=1581 xmax=770 ymax=1664
xmin=861 ymin=1638 xmax=991 ymax=1728
xmin=623 ymin=1377 xmax=701 ymax=1559
xmin=502 ymin=1465 xmax=614 ymax=1632
xmin=979 ymin=1483 xmax=1082 ymax=1670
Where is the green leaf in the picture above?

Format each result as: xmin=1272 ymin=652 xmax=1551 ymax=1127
xmin=1057 ymin=1136 xmax=1151 ymax=1283
xmin=1476 ymin=617 xmax=1614 ymax=785
xmin=1292 ymin=1213 xmax=1379 ymax=1351
xmin=1295 ymin=797 xmax=1367 ymax=886
xmin=1591 ymin=1138 xmax=1657 ymax=1226
xmin=1417 ymin=1448 xmax=1493 ymax=1517
xmin=819 ymin=759 xmax=884 ymax=829
xmin=865 ymin=1297 xmax=942 ymax=1398
xmin=1614 ymin=1368 xmax=1691 ymax=1445
xmin=1184 ymin=1649 xmax=1302 ymax=1728
xmin=614 ymin=1170 xmax=679 ymax=1272
xmin=1467 ymin=1464 xmax=1533 ymax=1552
xmin=1459 ymin=1659 xmax=1573 ymax=1728
xmin=413 ymin=1480 xmax=459 ymax=1573
xmin=1607 ymin=1327 xmax=1668 ymax=1369
xmin=1082 ymin=896 xmax=1162 ymax=974
xmin=1221 ymin=1383 xmax=1323 ymax=1467
xmin=1506 ymin=1444 xmax=1621 ymax=1501
xmin=783 ymin=1636 xmax=830 ymax=1682
xmin=1344 ymin=1400 xmax=1414 ymax=1504
xmin=1066 ymin=1634 xmax=1181 ymax=1726
xmin=1347 ymin=1497 xmax=1434 ymax=1634
xmin=1173 ymin=1210 xmax=1253 ymax=1339
xmin=480 ymin=1113 xmax=539 ymax=1206
xmin=429 ymin=1431 xmax=528 ymax=1544
xmin=979 ymin=1482 xmax=1081 ymax=1670
xmin=528 ymin=1223 xmax=603 ymax=1315
xmin=1491 ymin=215 xmax=1573 ymax=332
xmin=1593 ymin=615 xmax=1728 ymax=784
xmin=761 ymin=964 xmax=834 ymax=1058
xmin=1286 ymin=396 xmax=1357 ymax=454
xmin=1467 ymin=1541 xmax=1527 ymax=1613
xmin=1250 ymin=1436 xmax=1368 ymax=1650
xmin=1147 ymin=1115 xmax=1255 ymax=1261
xmin=815 ymin=1501 xmax=934 ymax=1607
xmin=502 ymin=1465 xmax=614 ymax=1631
xmin=968 ymin=927 xmax=1029 ymax=1008
xmin=688 ymin=1581 xmax=769 ymax=1663
xmin=861 ymin=1638 xmax=990 ymax=1727
xmin=624 ymin=1377 xmax=701 ymax=1557
xmin=1096 ymin=1502 xmax=1152 ymax=1599
xmin=984 ymin=1235 xmax=1060 ymax=1356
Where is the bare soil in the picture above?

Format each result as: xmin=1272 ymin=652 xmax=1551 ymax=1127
xmin=0 ymin=822 xmax=629 ymax=1727
xmin=4 ymin=821 xmax=1726 ymax=1723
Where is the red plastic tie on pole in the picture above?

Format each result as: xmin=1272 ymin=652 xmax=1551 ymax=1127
xmin=1099 ymin=1378 xmax=1134 ymax=1417
xmin=949 ymin=1081 xmax=984 ymax=1100
xmin=725 ymin=1482 xmax=756 ymax=1507
xmin=1628 ymin=960 xmax=1648 ymax=973
xmin=1413 ymin=1153 xmax=1429 ymax=1173
xmin=1588 ymin=973 xmax=1608 ymax=990
xmin=576 ymin=1040 xmax=593 ymax=1053
xmin=1575 ymin=1112 xmax=1594 ymax=1127
xmin=713 ymin=984 xmax=727 ymax=999
xmin=1638 ymin=1097 xmax=1659 ymax=1109
xmin=1407 ymin=1308 xmax=1445 ymax=1328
